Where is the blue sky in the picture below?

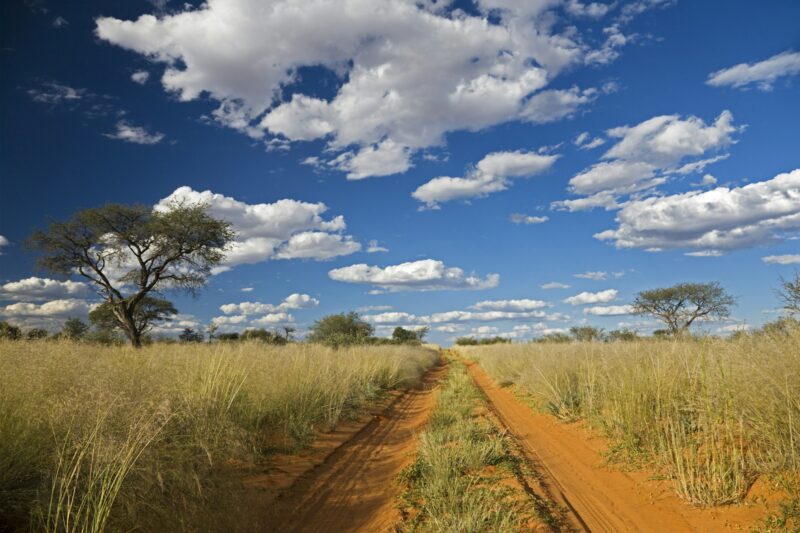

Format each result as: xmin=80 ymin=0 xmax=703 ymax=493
xmin=1 ymin=0 xmax=799 ymax=343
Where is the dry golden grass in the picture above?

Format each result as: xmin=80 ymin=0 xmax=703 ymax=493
xmin=460 ymin=329 xmax=800 ymax=518
xmin=0 ymin=340 xmax=437 ymax=532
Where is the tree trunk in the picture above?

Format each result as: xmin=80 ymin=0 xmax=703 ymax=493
xmin=116 ymin=308 xmax=143 ymax=348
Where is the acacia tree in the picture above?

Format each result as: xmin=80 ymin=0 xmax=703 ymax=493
xmin=89 ymin=296 xmax=177 ymax=339
xmin=28 ymin=202 xmax=234 ymax=347
xmin=632 ymin=282 xmax=735 ymax=336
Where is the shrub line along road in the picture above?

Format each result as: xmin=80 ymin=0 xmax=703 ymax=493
xmin=264 ymin=353 xmax=766 ymax=532
xmin=463 ymin=359 xmax=766 ymax=533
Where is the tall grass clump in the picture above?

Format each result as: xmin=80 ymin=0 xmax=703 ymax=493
xmin=461 ymin=328 xmax=800 ymax=512
xmin=398 ymin=359 xmax=545 ymax=532
xmin=0 ymin=340 xmax=437 ymax=532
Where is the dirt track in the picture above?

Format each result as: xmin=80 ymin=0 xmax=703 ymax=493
xmin=465 ymin=360 xmax=767 ymax=532
xmin=262 ymin=360 xmax=448 ymax=532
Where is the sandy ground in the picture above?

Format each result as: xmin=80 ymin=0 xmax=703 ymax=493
xmin=465 ymin=360 xmax=769 ymax=532
xmin=260 ymin=360 xmax=448 ymax=532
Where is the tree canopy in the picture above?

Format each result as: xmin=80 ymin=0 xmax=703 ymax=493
xmin=307 ymin=312 xmax=374 ymax=346
xmin=90 ymin=296 xmax=177 ymax=336
xmin=632 ymin=282 xmax=735 ymax=335
xmin=27 ymin=202 xmax=234 ymax=347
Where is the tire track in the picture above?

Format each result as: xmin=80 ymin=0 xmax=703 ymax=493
xmin=262 ymin=360 xmax=448 ymax=533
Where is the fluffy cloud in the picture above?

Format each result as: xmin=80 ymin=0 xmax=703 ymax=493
xmin=0 ymin=299 xmax=95 ymax=318
xmin=94 ymin=0 xmax=638 ymax=179
xmin=131 ymin=70 xmax=150 ymax=84
xmin=470 ymin=299 xmax=549 ymax=312
xmin=563 ymin=289 xmax=618 ymax=305
xmin=329 ymin=259 xmax=498 ymax=292
xmin=0 ymin=277 xmax=92 ymax=301
xmin=212 ymin=312 xmax=293 ymax=328
xmin=541 ymin=281 xmax=570 ymax=289
xmin=104 ymin=121 xmax=165 ymax=144
xmin=556 ymin=111 xmax=739 ymax=210
xmin=155 ymin=186 xmax=361 ymax=269
xmin=274 ymin=232 xmax=361 ymax=260
xmin=219 ymin=293 xmax=319 ymax=315
xmin=707 ymin=50 xmax=800 ymax=91
xmin=0 ymin=235 xmax=8 ymax=254
xmin=412 ymin=150 xmax=558 ymax=208
xmin=595 ymin=169 xmax=800 ymax=253
xmin=762 ymin=254 xmax=800 ymax=265
xmin=510 ymin=213 xmax=549 ymax=224
xmin=583 ymin=304 xmax=633 ymax=316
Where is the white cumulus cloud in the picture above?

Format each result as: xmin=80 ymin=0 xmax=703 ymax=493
xmin=470 ymin=299 xmax=549 ymax=312
xmin=555 ymin=110 xmax=739 ymax=210
xmin=0 ymin=277 xmax=92 ymax=301
xmin=413 ymin=150 xmax=558 ymax=208
xmin=595 ymin=169 xmax=800 ymax=253
xmin=329 ymin=259 xmax=499 ymax=292
xmin=155 ymin=186 xmax=361 ymax=269
xmin=564 ymin=289 xmax=618 ymax=305
xmin=94 ymin=0 xmax=639 ymax=179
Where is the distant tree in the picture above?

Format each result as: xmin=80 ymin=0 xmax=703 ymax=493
xmin=282 ymin=326 xmax=296 ymax=342
xmin=391 ymin=326 xmax=428 ymax=344
xmin=454 ymin=336 xmax=510 ymax=346
xmin=89 ymin=296 xmax=177 ymax=338
xmin=652 ymin=329 xmax=671 ymax=338
xmin=215 ymin=332 xmax=240 ymax=342
xmin=27 ymin=202 xmax=234 ymax=347
xmin=535 ymin=332 xmax=572 ymax=343
xmin=778 ymin=272 xmax=800 ymax=316
xmin=0 ymin=321 xmax=22 ymax=340
xmin=569 ymin=326 xmax=604 ymax=342
xmin=206 ymin=322 xmax=219 ymax=342
xmin=308 ymin=312 xmax=374 ymax=346
xmin=632 ymin=282 xmax=735 ymax=336
xmin=759 ymin=316 xmax=800 ymax=337
xmin=61 ymin=318 xmax=89 ymax=340
xmin=178 ymin=328 xmax=204 ymax=343
xmin=606 ymin=328 xmax=638 ymax=342
xmin=25 ymin=328 xmax=49 ymax=340
xmin=240 ymin=328 xmax=287 ymax=345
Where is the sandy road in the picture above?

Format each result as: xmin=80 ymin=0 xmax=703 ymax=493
xmin=262 ymin=360 xmax=448 ymax=532
xmin=465 ymin=360 xmax=765 ymax=533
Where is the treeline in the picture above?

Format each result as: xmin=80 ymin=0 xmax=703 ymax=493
xmin=0 ymin=312 xmax=429 ymax=348
xmin=453 ymin=336 xmax=512 ymax=346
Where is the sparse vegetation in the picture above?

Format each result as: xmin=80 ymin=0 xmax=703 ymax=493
xmin=461 ymin=327 xmax=800 ymax=521
xmin=0 ymin=340 xmax=437 ymax=531
xmin=398 ymin=358 xmax=553 ymax=531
